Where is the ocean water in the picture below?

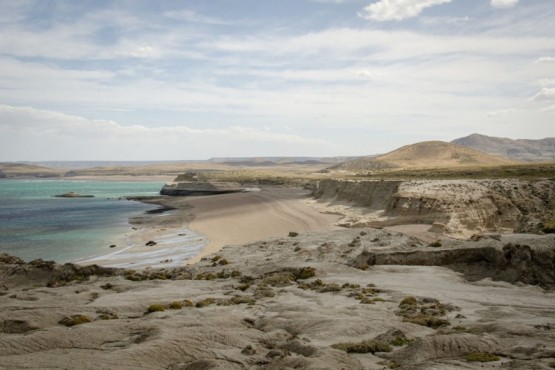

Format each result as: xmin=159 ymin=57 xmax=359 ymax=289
xmin=0 ymin=180 xmax=164 ymax=263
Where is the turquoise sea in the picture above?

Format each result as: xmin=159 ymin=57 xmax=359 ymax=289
xmin=0 ymin=180 xmax=163 ymax=263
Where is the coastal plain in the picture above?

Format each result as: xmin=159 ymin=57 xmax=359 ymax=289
xmin=1 ymin=140 xmax=555 ymax=369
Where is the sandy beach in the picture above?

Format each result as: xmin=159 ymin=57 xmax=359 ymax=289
xmin=79 ymin=186 xmax=340 ymax=268
xmin=185 ymin=187 xmax=340 ymax=263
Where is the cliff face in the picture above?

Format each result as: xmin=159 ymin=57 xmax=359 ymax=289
xmin=312 ymin=180 xmax=402 ymax=210
xmin=313 ymin=179 xmax=555 ymax=237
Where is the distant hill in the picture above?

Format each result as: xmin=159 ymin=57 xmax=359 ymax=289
xmin=452 ymin=134 xmax=555 ymax=162
xmin=0 ymin=163 xmax=62 ymax=178
xmin=330 ymin=141 xmax=517 ymax=172
xmin=207 ymin=156 xmax=355 ymax=165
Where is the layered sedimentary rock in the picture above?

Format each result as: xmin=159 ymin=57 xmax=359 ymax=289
xmin=313 ymin=179 xmax=555 ymax=237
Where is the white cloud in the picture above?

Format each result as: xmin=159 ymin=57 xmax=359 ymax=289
xmin=535 ymin=56 xmax=555 ymax=64
xmin=0 ymin=105 xmax=334 ymax=160
xmin=530 ymin=87 xmax=555 ymax=102
xmin=163 ymin=10 xmax=230 ymax=25
xmin=356 ymin=69 xmax=386 ymax=79
xmin=487 ymin=108 xmax=517 ymax=117
xmin=359 ymin=0 xmax=452 ymax=21
xmin=539 ymin=105 xmax=555 ymax=113
xmin=307 ymin=0 xmax=349 ymax=3
xmin=121 ymin=46 xmax=159 ymax=58
xmin=491 ymin=0 xmax=518 ymax=9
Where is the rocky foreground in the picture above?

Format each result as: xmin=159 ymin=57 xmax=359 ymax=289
xmin=1 ymin=228 xmax=554 ymax=369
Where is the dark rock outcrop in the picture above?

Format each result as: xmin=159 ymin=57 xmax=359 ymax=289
xmin=54 ymin=192 xmax=94 ymax=198
xmin=160 ymin=182 xmax=245 ymax=196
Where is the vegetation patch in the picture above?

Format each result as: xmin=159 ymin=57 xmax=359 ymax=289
xmin=542 ymin=220 xmax=555 ymax=234
xmin=296 ymin=267 xmax=316 ymax=280
xmin=182 ymin=300 xmax=194 ymax=307
xmin=211 ymin=255 xmax=222 ymax=262
xmin=229 ymin=295 xmax=257 ymax=305
xmin=399 ymin=296 xmax=417 ymax=308
xmin=429 ymin=240 xmax=442 ymax=248
xmin=168 ymin=301 xmax=183 ymax=309
xmin=356 ymin=263 xmax=369 ymax=271
xmin=254 ymin=285 xmax=276 ymax=298
xmin=97 ymin=312 xmax=119 ymax=320
xmin=235 ymin=283 xmax=251 ymax=291
xmin=195 ymin=298 xmax=217 ymax=308
xmin=465 ymin=352 xmax=500 ymax=362
xmin=59 ymin=315 xmax=92 ymax=327
xmin=194 ymin=272 xmax=216 ymax=280
xmin=261 ymin=272 xmax=295 ymax=287
xmin=298 ymin=279 xmax=342 ymax=293
xmin=332 ymin=339 xmax=391 ymax=354
xmin=390 ymin=336 xmax=413 ymax=346
xmin=403 ymin=315 xmax=450 ymax=329
xmin=146 ymin=304 xmax=166 ymax=313
xmin=396 ymin=296 xmax=457 ymax=329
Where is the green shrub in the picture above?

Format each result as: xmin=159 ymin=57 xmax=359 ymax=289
xmin=194 ymin=272 xmax=216 ymax=280
xmin=429 ymin=240 xmax=442 ymax=247
xmin=235 ymin=283 xmax=251 ymax=291
xmin=399 ymin=296 xmax=417 ymax=307
xmin=356 ymin=263 xmax=369 ymax=271
xmin=196 ymin=298 xmax=216 ymax=308
xmin=254 ymin=286 xmax=275 ymax=298
xmin=231 ymin=270 xmax=242 ymax=278
xmin=390 ymin=336 xmax=412 ymax=346
xmin=296 ymin=267 xmax=316 ymax=280
xmin=230 ymin=296 xmax=257 ymax=305
xmin=465 ymin=352 xmax=499 ymax=362
xmin=147 ymin=304 xmax=166 ymax=313
xmin=98 ymin=313 xmax=119 ymax=320
xmin=262 ymin=272 xmax=294 ymax=287
xmin=332 ymin=339 xmax=391 ymax=354
xmin=543 ymin=220 xmax=555 ymax=233
xmin=59 ymin=315 xmax=92 ymax=326
xmin=169 ymin=301 xmax=183 ymax=309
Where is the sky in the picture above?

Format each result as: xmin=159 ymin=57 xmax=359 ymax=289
xmin=0 ymin=0 xmax=554 ymax=161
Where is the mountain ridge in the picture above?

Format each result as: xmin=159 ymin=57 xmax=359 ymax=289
xmin=452 ymin=133 xmax=555 ymax=162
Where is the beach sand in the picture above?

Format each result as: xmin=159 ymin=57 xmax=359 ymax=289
xmin=185 ymin=187 xmax=340 ymax=263
xmin=79 ymin=186 xmax=340 ymax=268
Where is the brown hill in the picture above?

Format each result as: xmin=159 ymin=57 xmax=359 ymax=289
xmin=331 ymin=141 xmax=518 ymax=172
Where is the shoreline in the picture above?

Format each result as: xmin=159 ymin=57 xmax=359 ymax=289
xmin=78 ymin=186 xmax=341 ymax=269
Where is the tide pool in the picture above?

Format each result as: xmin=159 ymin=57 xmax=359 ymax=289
xmin=0 ymin=179 xmax=164 ymax=263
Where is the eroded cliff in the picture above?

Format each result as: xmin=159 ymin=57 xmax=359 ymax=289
xmin=313 ymin=179 xmax=555 ymax=238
